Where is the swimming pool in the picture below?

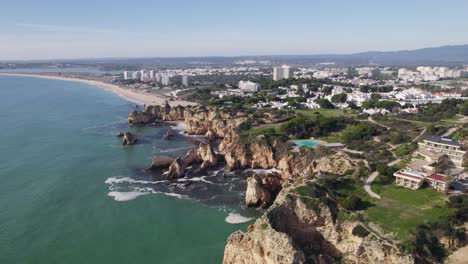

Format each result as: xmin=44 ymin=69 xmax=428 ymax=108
xmin=293 ymin=140 xmax=320 ymax=148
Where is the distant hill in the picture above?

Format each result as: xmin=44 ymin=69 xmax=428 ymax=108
xmin=257 ymin=45 xmax=468 ymax=66
xmin=3 ymin=44 xmax=468 ymax=66
xmin=348 ymin=44 xmax=468 ymax=65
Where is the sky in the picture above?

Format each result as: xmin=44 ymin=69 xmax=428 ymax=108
xmin=1 ymin=0 xmax=468 ymax=60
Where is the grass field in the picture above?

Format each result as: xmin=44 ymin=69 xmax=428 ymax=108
xmin=295 ymin=108 xmax=357 ymax=118
xmin=365 ymin=185 xmax=451 ymax=241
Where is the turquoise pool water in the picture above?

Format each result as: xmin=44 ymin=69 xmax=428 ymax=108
xmin=293 ymin=140 xmax=320 ymax=148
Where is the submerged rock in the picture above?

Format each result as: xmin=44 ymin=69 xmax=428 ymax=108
xmin=122 ymin=132 xmax=137 ymax=145
xmin=163 ymin=129 xmax=175 ymax=140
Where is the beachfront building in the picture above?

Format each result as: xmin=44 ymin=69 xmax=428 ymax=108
xmin=273 ymin=65 xmax=292 ymax=81
xmin=124 ymin=71 xmax=134 ymax=80
xmin=418 ymin=136 xmax=465 ymax=167
xmin=161 ymin=75 xmax=171 ymax=86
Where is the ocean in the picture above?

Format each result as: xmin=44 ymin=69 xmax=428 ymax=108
xmin=0 ymin=75 xmax=257 ymax=263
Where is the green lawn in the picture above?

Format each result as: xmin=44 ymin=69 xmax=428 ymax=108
xmin=315 ymin=134 xmax=343 ymax=143
xmin=365 ymin=185 xmax=451 ymax=242
xmin=295 ymin=108 xmax=357 ymax=118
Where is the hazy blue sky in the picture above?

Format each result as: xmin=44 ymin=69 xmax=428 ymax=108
xmin=1 ymin=0 xmax=468 ymax=60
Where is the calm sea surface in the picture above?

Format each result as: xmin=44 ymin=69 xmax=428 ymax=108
xmin=0 ymin=75 xmax=255 ymax=264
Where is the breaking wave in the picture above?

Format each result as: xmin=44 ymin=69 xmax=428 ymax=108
xmin=225 ymin=212 xmax=254 ymax=224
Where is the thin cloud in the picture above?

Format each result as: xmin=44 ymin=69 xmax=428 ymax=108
xmin=16 ymin=23 xmax=117 ymax=34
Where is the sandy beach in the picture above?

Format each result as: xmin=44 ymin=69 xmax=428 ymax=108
xmin=0 ymin=73 xmax=196 ymax=107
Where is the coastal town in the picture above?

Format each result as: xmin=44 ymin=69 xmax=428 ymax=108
xmin=3 ymin=1 xmax=468 ymax=264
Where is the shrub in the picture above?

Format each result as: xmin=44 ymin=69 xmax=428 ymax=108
xmin=341 ymin=195 xmax=362 ymax=211
xmin=352 ymin=224 xmax=370 ymax=237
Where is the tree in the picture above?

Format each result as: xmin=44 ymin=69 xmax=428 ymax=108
xmin=341 ymin=195 xmax=361 ymax=210
xmin=331 ymin=93 xmax=348 ymax=103
xmin=315 ymin=99 xmax=335 ymax=109
xmin=322 ymin=86 xmax=333 ymax=95
xmin=342 ymin=124 xmax=378 ymax=143
xmin=461 ymin=100 xmax=468 ymax=116
xmin=370 ymin=93 xmax=381 ymax=101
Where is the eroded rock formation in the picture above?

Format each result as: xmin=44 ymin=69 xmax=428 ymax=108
xmin=150 ymin=142 xmax=219 ymax=179
xmin=245 ymin=173 xmax=282 ymax=208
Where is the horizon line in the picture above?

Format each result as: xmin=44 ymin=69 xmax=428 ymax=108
xmin=2 ymin=44 xmax=467 ymax=63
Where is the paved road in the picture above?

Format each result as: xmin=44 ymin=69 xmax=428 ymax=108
xmin=367 ymin=116 xmax=390 ymax=130
xmin=364 ymin=158 xmax=401 ymax=199
xmin=443 ymin=126 xmax=460 ymax=137
xmin=364 ymin=171 xmax=381 ymax=199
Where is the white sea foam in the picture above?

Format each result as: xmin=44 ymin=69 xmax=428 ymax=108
xmin=178 ymin=176 xmax=214 ymax=184
xmin=107 ymin=191 xmax=150 ymax=201
xmin=225 ymin=212 xmax=254 ymax=224
xmin=105 ymin=176 xmax=167 ymax=185
xmin=246 ymin=168 xmax=282 ymax=174
xmin=156 ymin=146 xmax=191 ymax=153
xmin=171 ymin=121 xmax=187 ymax=131
xmin=161 ymin=192 xmax=188 ymax=199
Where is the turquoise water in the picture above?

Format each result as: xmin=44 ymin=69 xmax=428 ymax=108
xmin=293 ymin=140 xmax=320 ymax=148
xmin=0 ymin=76 xmax=254 ymax=264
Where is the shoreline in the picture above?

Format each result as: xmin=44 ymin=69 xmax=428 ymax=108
xmin=0 ymin=73 xmax=196 ymax=107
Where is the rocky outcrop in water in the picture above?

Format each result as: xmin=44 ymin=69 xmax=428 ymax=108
xmin=166 ymin=157 xmax=185 ymax=180
xmin=148 ymin=156 xmax=176 ymax=170
xmin=121 ymin=132 xmax=137 ymax=145
xmin=224 ymin=183 xmax=414 ymax=264
xmin=163 ymin=129 xmax=175 ymax=140
xmin=151 ymin=142 xmax=220 ymax=179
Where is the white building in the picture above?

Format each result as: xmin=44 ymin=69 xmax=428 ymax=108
xmin=238 ymin=80 xmax=261 ymax=92
xmin=273 ymin=65 xmax=292 ymax=81
xmin=182 ymin=76 xmax=189 ymax=87
xmin=124 ymin=71 xmax=134 ymax=80
xmin=161 ymin=75 xmax=171 ymax=86
xmin=132 ymin=71 xmax=142 ymax=80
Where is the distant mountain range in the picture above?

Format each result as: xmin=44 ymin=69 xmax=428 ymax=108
xmin=321 ymin=44 xmax=468 ymax=65
xmin=3 ymin=44 xmax=468 ymax=67
xmin=243 ymin=44 xmax=468 ymax=66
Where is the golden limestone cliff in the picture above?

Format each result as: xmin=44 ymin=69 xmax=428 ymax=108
xmin=224 ymin=183 xmax=414 ymax=264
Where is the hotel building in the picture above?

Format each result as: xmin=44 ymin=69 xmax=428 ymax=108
xmin=418 ymin=136 xmax=465 ymax=167
xmin=273 ymin=65 xmax=292 ymax=81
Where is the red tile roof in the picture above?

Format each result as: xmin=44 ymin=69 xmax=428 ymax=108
xmin=427 ymin=173 xmax=447 ymax=182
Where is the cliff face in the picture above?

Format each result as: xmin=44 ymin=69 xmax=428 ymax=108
xmin=130 ymin=104 xmax=412 ymax=263
xmin=128 ymin=103 xmax=186 ymax=124
xmin=184 ymin=108 xmax=247 ymax=137
xmin=224 ymin=183 xmax=414 ymax=264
